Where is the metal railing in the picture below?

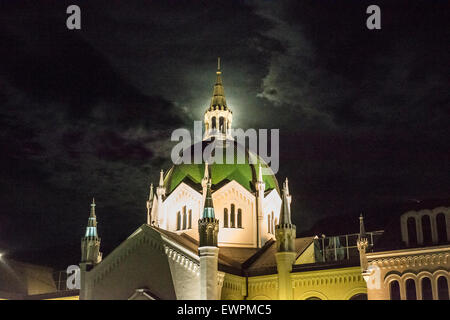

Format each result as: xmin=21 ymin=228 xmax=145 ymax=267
xmin=314 ymin=231 xmax=384 ymax=262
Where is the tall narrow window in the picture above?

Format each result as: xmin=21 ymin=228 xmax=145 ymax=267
xmin=436 ymin=213 xmax=447 ymax=244
xmin=230 ymin=204 xmax=235 ymax=228
xmin=407 ymin=217 xmax=417 ymax=247
xmin=188 ymin=209 xmax=192 ymax=229
xmin=437 ymin=276 xmax=449 ymax=300
xmin=224 ymin=208 xmax=228 ymax=228
xmin=182 ymin=206 xmax=187 ymax=230
xmin=422 ymin=215 xmax=432 ymax=245
xmin=390 ymin=280 xmax=401 ymax=300
xmin=212 ymin=117 xmax=216 ymax=129
xmin=176 ymin=211 xmax=181 ymax=231
xmin=421 ymin=277 xmax=433 ymax=300
xmin=219 ymin=117 xmax=224 ymax=133
xmin=237 ymin=209 xmax=242 ymax=228
xmin=406 ymin=279 xmax=417 ymax=300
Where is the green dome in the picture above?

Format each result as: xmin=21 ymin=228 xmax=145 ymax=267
xmin=164 ymin=140 xmax=279 ymax=195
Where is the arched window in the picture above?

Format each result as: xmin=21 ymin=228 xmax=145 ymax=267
xmin=436 ymin=213 xmax=447 ymax=243
xmin=268 ymin=213 xmax=271 ymax=233
xmin=176 ymin=211 xmax=181 ymax=231
xmin=230 ymin=204 xmax=235 ymax=228
xmin=182 ymin=206 xmax=187 ymax=230
xmin=188 ymin=209 xmax=192 ymax=229
xmin=405 ymin=279 xmax=417 ymax=300
xmin=212 ymin=117 xmax=216 ymax=129
xmin=219 ymin=117 xmax=224 ymax=133
xmin=349 ymin=293 xmax=367 ymax=300
xmin=422 ymin=215 xmax=432 ymax=245
xmin=421 ymin=277 xmax=433 ymax=300
xmin=407 ymin=217 xmax=418 ymax=246
xmin=390 ymin=280 xmax=401 ymax=300
xmin=437 ymin=276 xmax=449 ymax=300
xmin=237 ymin=209 xmax=242 ymax=228
xmin=224 ymin=208 xmax=228 ymax=228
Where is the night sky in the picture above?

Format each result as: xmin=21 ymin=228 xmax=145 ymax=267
xmin=0 ymin=0 xmax=449 ymax=266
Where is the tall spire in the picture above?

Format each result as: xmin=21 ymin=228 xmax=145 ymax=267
xmin=204 ymin=58 xmax=233 ymax=140
xmin=358 ymin=213 xmax=366 ymax=240
xmin=357 ymin=214 xmax=369 ymax=273
xmin=202 ymin=179 xmax=215 ymax=219
xmin=81 ymin=198 xmax=102 ymax=265
xmin=209 ymin=57 xmax=227 ymax=110
xmin=279 ymin=179 xmax=292 ymax=225
xmin=257 ymin=163 xmax=264 ymax=183
xmin=159 ymin=170 xmax=164 ymax=187
xmin=146 ymin=183 xmax=154 ymax=225
xmin=85 ymin=198 xmax=98 ymax=237
xmin=156 ymin=169 xmax=165 ymax=198
xmin=274 ymin=178 xmax=296 ymax=300
xmin=90 ymin=197 xmax=96 ymax=217
xmin=255 ymin=163 xmax=266 ymax=248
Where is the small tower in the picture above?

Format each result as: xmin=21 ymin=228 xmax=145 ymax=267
xmin=357 ymin=214 xmax=369 ymax=272
xmin=204 ymin=57 xmax=233 ymax=141
xmin=255 ymin=163 xmax=266 ymax=248
xmin=81 ymin=198 xmax=102 ymax=266
xmin=275 ymin=179 xmax=296 ymax=300
xmin=155 ymin=170 xmax=165 ymax=228
xmin=198 ymin=179 xmax=220 ymax=300
xmin=80 ymin=198 xmax=102 ymax=300
xmin=146 ymin=183 xmax=154 ymax=225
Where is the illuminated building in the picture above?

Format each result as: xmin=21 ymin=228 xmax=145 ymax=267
xmin=78 ymin=61 xmax=449 ymax=300
xmin=359 ymin=204 xmax=450 ymax=300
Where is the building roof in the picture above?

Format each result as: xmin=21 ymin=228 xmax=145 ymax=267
xmin=163 ymin=139 xmax=280 ymax=195
xmin=153 ymin=226 xmax=314 ymax=276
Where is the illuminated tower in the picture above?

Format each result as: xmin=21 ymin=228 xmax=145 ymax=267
xmin=204 ymin=57 xmax=233 ymax=140
xmin=146 ymin=183 xmax=154 ymax=225
xmin=81 ymin=198 xmax=102 ymax=266
xmin=275 ymin=179 xmax=296 ymax=300
xmin=357 ymin=214 xmax=369 ymax=272
xmin=198 ymin=179 xmax=220 ymax=300
xmin=80 ymin=198 xmax=102 ymax=300
xmin=255 ymin=164 xmax=265 ymax=248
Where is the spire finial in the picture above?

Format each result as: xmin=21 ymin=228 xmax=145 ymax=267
xmin=258 ymin=163 xmax=263 ymax=182
xmin=283 ymin=178 xmax=290 ymax=195
xmin=359 ymin=213 xmax=366 ymax=240
xmin=90 ymin=197 xmax=96 ymax=217
xmin=149 ymin=183 xmax=154 ymax=200
xmin=217 ymin=57 xmax=221 ymax=73
xmin=279 ymin=182 xmax=292 ymax=225
xmin=159 ymin=170 xmax=164 ymax=187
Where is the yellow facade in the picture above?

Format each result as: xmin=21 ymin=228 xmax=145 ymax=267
xmin=220 ymin=266 xmax=366 ymax=300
